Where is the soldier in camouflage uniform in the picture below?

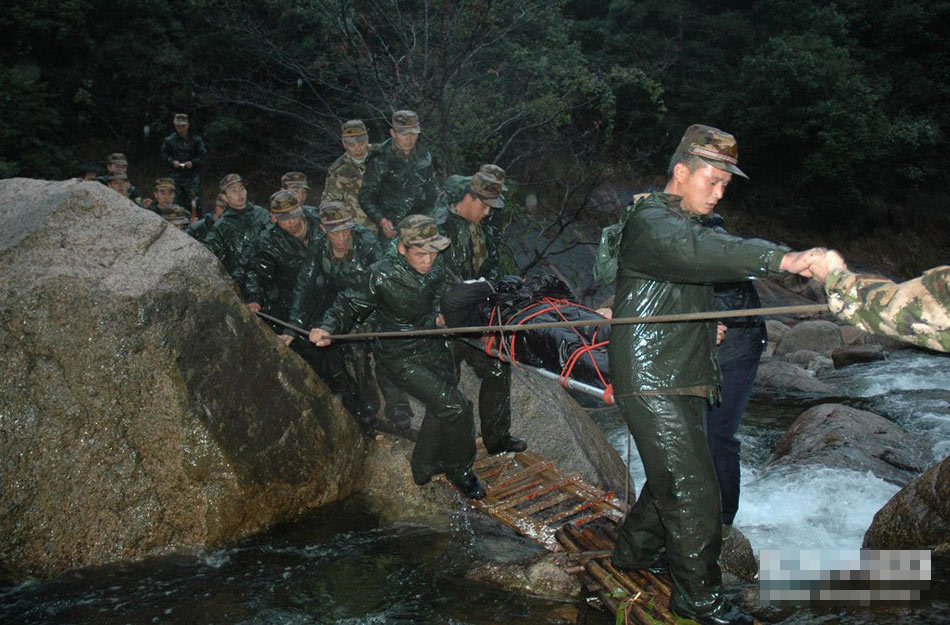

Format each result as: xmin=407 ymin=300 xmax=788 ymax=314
xmin=105 ymin=173 xmax=145 ymax=208
xmin=142 ymin=177 xmax=177 ymax=213
xmin=438 ymin=167 xmax=526 ymax=454
xmin=98 ymin=153 xmax=140 ymax=200
xmin=242 ymin=190 xmax=322 ymax=325
xmin=280 ymin=172 xmax=320 ymax=215
xmin=203 ymin=174 xmax=270 ymax=287
xmin=290 ymin=203 xmax=383 ymax=431
xmin=157 ymin=204 xmax=190 ymax=229
xmin=321 ymin=120 xmax=375 ymax=231
xmin=160 ymin=113 xmax=208 ymax=219
xmin=309 ymin=215 xmax=487 ymax=499
xmin=810 ymin=253 xmax=950 ymax=352
xmin=359 ymin=111 xmax=438 ymax=240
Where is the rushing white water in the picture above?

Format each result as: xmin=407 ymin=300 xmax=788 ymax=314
xmin=604 ymin=349 xmax=950 ymax=557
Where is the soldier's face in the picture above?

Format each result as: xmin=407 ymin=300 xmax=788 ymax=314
xmin=457 ymin=194 xmax=490 ymax=224
xmin=343 ymin=136 xmax=369 ymax=160
xmin=154 ymin=187 xmax=176 ymax=207
xmin=398 ymin=243 xmax=437 ymax=275
xmin=674 ymin=162 xmax=731 ymax=216
xmin=390 ymin=128 xmax=419 ymax=153
xmin=283 ymin=185 xmax=308 ymax=205
xmin=174 ymin=122 xmax=189 ymax=137
xmin=224 ymin=183 xmax=247 ymax=209
xmin=277 ymin=215 xmax=307 ymax=239
xmin=108 ymin=180 xmax=131 ymax=196
xmin=325 ymin=228 xmax=353 ymax=254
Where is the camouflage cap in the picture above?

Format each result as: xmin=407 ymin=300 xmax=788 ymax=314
xmin=478 ymin=164 xmax=508 ymax=191
xmin=398 ymin=214 xmax=449 ymax=252
xmin=107 ymin=152 xmax=128 ymax=165
xmin=673 ymin=124 xmax=748 ymax=179
xmin=319 ymin=201 xmax=355 ymax=232
xmin=218 ymin=173 xmax=245 ymax=193
xmin=469 ymin=171 xmax=504 ymax=209
xmin=154 ymin=177 xmax=176 ymax=191
xmin=341 ymin=119 xmax=368 ymax=139
xmin=174 ymin=113 xmax=189 ymax=125
xmin=159 ymin=203 xmax=190 ymax=226
xmin=391 ymin=110 xmax=421 ymax=134
xmin=269 ymin=190 xmax=303 ymax=221
xmin=107 ymin=173 xmax=130 ymax=182
xmin=280 ymin=171 xmax=311 ymax=190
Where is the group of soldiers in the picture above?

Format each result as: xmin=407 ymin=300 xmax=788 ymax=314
xmin=164 ymin=109 xmax=525 ymax=502
xmin=94 ymin=111 xmax=948 ymax=625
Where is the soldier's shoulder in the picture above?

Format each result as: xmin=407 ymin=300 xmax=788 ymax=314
xmin=327 ymin=152 xmax=348 ymax=172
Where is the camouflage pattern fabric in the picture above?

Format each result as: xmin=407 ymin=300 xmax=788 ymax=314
xmin=320 ymin=152 xmax=374 ymax=230
xmin=825 ymin=266 xmax=950 ymax=352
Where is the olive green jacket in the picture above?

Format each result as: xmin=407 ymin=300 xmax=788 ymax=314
xmin=318 ymin=248 xmax=448 ymax=362
xmin=290 ymin=225 xmax=381 ymax=328
xmin=203 ymin=203 xmax=270 ymax=285
xmin=241 ymin=207 xmax=322 ymax=318
xmin=358 ymin=138 xmax=438 ymax=228
xmin=608 ymin=192 xmax=789 ymax=399
xmin=439 ymin=210 xmax=501 ymax=284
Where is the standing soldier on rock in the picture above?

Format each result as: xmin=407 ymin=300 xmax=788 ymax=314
xmin=308 ymin=215 xmax=487 ymax=499
xmin=607 ymin=124 xmax=825 ymax=625
xmin=359 ymin=110 xmax=438 ymax=241
xmin=321 ymin=120 xmax=375 ymax=231
xmin=204 ymin=174 xmax=270 ymax=287
xmin=437 ymin=167 xmax=526 ymax=455
xmin=161 ymin=113 xmax=207 ymax=221
xmin=290 ymin=202 xmax=383 ymax=433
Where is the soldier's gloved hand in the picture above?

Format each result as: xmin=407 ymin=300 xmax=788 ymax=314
xmin=807 ymin=250 xmax=848 ymax=283
xmin=247 ymin=302 xmax=262 ymax=313
xmin=309 ymin=328 xmax=332 ymax=346
xmin=780 ymin=247 xmax=827 ymax=277
xmin=380 ymin=218 xmax=396 ymax=238
xmin=277 ymin=334 xmax=294 ymax=347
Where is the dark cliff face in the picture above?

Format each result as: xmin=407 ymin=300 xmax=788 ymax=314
xmin=0 ymin=178 xmax=365 ymax=582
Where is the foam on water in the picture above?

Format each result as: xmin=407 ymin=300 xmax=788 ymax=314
xmin=735 ymin=465 xmax=900 ymax=552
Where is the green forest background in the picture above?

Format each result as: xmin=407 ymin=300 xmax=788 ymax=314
xmin=3 ymin=0 xmax=948 ymax=276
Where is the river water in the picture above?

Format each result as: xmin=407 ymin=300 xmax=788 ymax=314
xmin=2 ymin=351 xmax=947 ymax=624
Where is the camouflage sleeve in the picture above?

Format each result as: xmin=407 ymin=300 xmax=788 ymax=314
xmin=825 ymin=267 xmax=950 ymax=352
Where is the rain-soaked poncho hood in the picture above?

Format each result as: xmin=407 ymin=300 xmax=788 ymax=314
xmin=608 ymin=192 xmax=788 ymax=399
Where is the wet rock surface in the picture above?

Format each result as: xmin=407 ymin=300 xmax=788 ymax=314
xmin=831 ymin=343 xmax=888 ymax=368
xmin=863 ymin=455 xmax=950 ymax=553
xmin=754 ymin=359 xmax=836 ymax=395
xmin=773 ymin=320 xmax=843 ymax=357
xmin=768 ymin=404 xmax=930 ymax=486
xmin=0 ymin=179 xmax=364 ymax=581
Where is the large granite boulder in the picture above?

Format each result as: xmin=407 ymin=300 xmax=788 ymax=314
xmin=773 ymin=320 xmax=843 ymax=357
xmin=863 ymin=456 xmax=950 ymax=553
xmin=768 ymin=404 xmax=930 ymax=486
xmin=0 ymin=179 xmax=364 ymax=581
xmin=754 ymin=360 xmax=836 ymax=395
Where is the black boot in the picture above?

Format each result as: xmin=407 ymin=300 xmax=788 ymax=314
xmin=485 ymin=435 xmax=527 ymax=454
xmin=446 ymin=469 xmax=486 ymax=499
xmin=386 ymin=403 xmax=413 ymax=431
xmin=672 ymin=602 xmax=755 ymax=625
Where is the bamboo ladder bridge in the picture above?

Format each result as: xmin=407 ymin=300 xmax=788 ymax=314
xmin=438 ymin=444 xmax=762 ymax=625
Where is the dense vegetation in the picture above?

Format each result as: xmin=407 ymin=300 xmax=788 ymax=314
xmin=3 ymin=0 xmax=948 ymax=273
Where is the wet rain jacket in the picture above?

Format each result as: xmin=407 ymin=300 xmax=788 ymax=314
xmin=241 ymin=207 xmax=322 ymax=318
xmin=608 ymin=192 xmax=789 ymax=400
xmin=203 ymin=203 xmax=270 ymax=285
xmin=439 ymin=210 xmax=501 ymax=283
xmin=289 ymin=225 xmax=381 ymax=328
xmin=160 ymin=132 xmax=207 ymax=180
xmin=358 ymin=138 xmax=438 ymax=231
